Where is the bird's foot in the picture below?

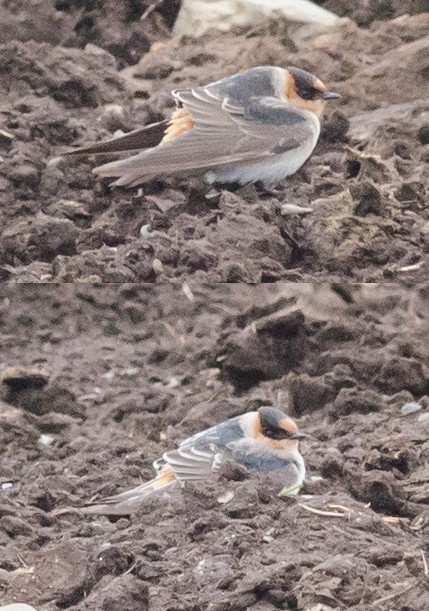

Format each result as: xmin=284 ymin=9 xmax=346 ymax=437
xmin=256 ymin=181 xmax=282 ymax=197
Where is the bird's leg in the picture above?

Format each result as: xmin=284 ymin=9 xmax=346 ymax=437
xmin=257 ymin=180 xmax=282 ymax=197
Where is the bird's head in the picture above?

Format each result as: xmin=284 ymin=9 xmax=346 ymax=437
xmin=257 ymin=406 xmax=307 ymax=450
xmin=285 ymin=66 xmax=340 ymax=116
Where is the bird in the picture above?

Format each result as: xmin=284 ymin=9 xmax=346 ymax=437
xmin=81 ymin=406 xmax=307 ymax=516
xmin=63 ymin=65 xmax=340 ymax=190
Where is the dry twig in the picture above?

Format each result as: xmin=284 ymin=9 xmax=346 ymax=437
xmin=421 ymin=550 xmax=428 ymax=576
xmin=371 ymin=581 xmax=416 ymax=606
xmin=298 ymin=502 xmax=404 ymax=525
xmin=298 ymin=503 xmax=349 ymax=518
xmin=141 ymin=0 xmax=163 ymax=21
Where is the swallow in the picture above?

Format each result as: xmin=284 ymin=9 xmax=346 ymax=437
xmin=81 ymin=406 xmax=307 ymax=516
xmin=63 ymin=66 xmax=340 ymax=189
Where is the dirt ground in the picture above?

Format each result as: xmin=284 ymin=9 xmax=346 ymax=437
xmin=1 ymin=1 xmax=429 ymax=282
xmin=0 ymin=284 xmax=428 ymax=610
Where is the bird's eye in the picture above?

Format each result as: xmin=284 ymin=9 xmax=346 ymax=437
xmin=262 ymin=424 xmax=291 ymax=440
xmin=300 ymin=90 xmax=316 ymax=100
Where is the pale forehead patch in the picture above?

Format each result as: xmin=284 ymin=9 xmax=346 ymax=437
xmin=280 ymin=418 xmax=298 ymax=434
xmin=313 ymin=78 xmax=326 ymax=92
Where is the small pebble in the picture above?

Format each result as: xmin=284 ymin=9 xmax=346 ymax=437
xmin=417 ymin=412 xmax=429 ymax=423
xmin=0 ymin=129 xmax=14 ymax=142
xmin=281 ymin=203 xmax=313 ymax=215
xmin=401 ymin=402 xmax=422 ymax=415
xmin=262 ymin=534 xmax=274 ymax=543
xmin=140 ymin=224 xmax=152 ymax=239
xmin=38 ymin=434 xmax=55 ymax=446
xmin=0 ymin=568 xmax=11 ymax=582
xmin=182 ymin=282 xmax=194 ymax=302
xmin=152 ymin=259 xmax=164 ymax=275
xmin=121 ymin=367 xmax=140 ymax=377
xmin=217 ymin=491 xmax=234 ymax=504
xmin=167 ymin=376 xmax=180 ymax=388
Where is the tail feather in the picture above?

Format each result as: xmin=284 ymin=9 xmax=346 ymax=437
xmin=61 ymin=120 xmax=168 ymax=157
xmin=81 ymin=466 xmax=176 ymax=516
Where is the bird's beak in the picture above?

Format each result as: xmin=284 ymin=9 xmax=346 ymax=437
xmin=290 ymin=432 xmax=309 ymax=440
xmin=322 ymin=91 xmax=341 ymax=100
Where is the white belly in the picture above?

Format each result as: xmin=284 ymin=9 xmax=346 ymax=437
xmin=206 ymin=112 xmax=320 ymax=185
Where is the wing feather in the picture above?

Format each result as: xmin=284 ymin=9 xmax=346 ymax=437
xmin=160 ymin=415 xmax=247 ymax=483
xmin=163 ymin=445 xmax=222 ymax=482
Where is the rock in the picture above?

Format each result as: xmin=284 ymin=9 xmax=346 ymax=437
xmin=417 ymin=123 xmax=429 ymax=145
xmin=330 ymin=387 xmax=382 ymax=416
xmin=344 ymin=149 xmax=392 ymax=183
xmin=321 ymin=110 xmax=349 ymax=143
xmin=79 ymin=574 xmax=149 ymax=611
xmin=173 ymin=0 xmax=339 ymax=37
xmin=394 ymin=181 xmax=426 ymax=212
xmin=0 ymin=605 xmax=38 ymax=611
xmin=47 ymin=199 xmax=91 ymax=223
xmin=350 ymin=182 xmax=384 ymax=216
xmin=349 ymin=471 xmax=407 ymax=516
xmin=377 ymin=356 xmax=427 ymax=395
xmin=216 ymin=308 xmax=309 ymax=391
xmin=0 ymin=516 xmax=33 ymax=537
xmin=0 ymin=400 xmax=39 ymax=451
xmin=288 ymin=373 xmax=336 ymax=416
xmin=5 ymin=384 xmax=83 ymax=417
xmin=9 ymin=163 xmax=40 ymax=188
xmin=2 ymin=215 xmax=79 ymax=264
xmin=401 ymin=402 xmax=422 ymax=415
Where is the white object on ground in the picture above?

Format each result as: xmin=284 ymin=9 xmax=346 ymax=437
xmin=401 ymin=402 xmax=422 ymax=415
xmin=173 ymin=0 xmax=339 ymax=37
xmin=281 ymin=203 xmax=314 ymax=215
xmin=0 ymin=605 xmax=39 ymax=611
